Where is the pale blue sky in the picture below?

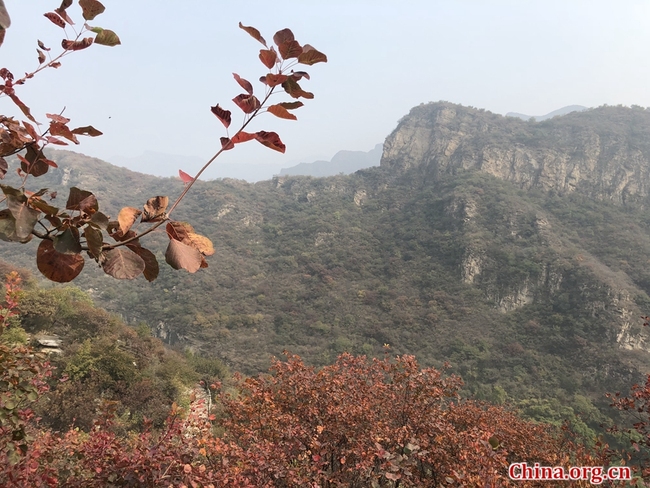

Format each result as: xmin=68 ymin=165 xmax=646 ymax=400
xmin=3 ymin=1 xmax=650 ymax=180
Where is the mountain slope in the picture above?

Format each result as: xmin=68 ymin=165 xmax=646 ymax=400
xmin=2 ymin=104 xmax=650 ymax=431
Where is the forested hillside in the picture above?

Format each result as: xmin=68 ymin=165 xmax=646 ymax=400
xmin=2 ymin=104 xmax=650 ymax=439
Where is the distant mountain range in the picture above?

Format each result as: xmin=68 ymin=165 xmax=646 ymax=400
xmin=506 ymin=105 xmax=587 ymax=121
xmin=110 ymin=145 xmax=382 ymax=182
xmin=278 ymin=144 xmax=382 ymax=177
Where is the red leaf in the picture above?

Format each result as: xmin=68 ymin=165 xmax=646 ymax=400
xmin=55 ymin=7 xmax=75 ymax=25
xmin=178 ymin=169 xmax=193 ymax=183
xmin=22 ymin=121 xmax=40 ymax=142
xmin=220 ymin=137 xmax=234 ymax=150
xmin=38 ymin=40 xmax=50 ymax=51
xmin=9 ymin=94 xmax=37 ymax=124
xmin=232 ymin=94 xmax=261 ymax=114
xmin=239 ymin=22 xmax=267 ymax=47
xmin=291 ymin=71 xmax=310 ymax=81
xmin=211 ymin=104 xmax=231 ymax=129
xmin=268 ymin=104 xmax=297 ymax=120
xmin=46 ymin=136 xmax=68 ymax=146
xmin=233 ymin=73 xmax=253 ymax=95
xmin=255 ymin=131 xmax=286 ymax=153
xmin=62 ymin=38 xmax=93 ymax=51
xmin=298 ymin=45 xmax=328 ymax=65
xmin=264 ymin=73 xmax=288 ymax=87
xmin=44 ymin=12 xmax=66 ymax=28
xmin=231 ymin=131 xmax=256 ymax=144
xmin=273 ymin=28 xmax=295 ymax=46
xmin=259 ymin=48 xmax=277 ymax=69
xmin=46 ymin=113 xmax=70 ymax=124
xmin=278 ymin=40 xmax=302 ymax=60
xmin=37 ymin=49 xmax=46 ymax=65
xmin=49 ymin=121 xmax=79 ymax=144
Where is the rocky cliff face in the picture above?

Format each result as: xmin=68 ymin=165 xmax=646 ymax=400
xmin=382 ymin=102 xmax=650 ymax=205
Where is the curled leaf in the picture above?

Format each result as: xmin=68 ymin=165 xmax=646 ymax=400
xmin=43 ymin=12 xmax=65 ymax=28
xmin=142 ymin=196 xmax=168 ymax=222
xmin=117 ymin=206 xmax=141 ymax=235
xmin=255 ymin=131 xmax=286 ymax=153
xmin=220 ymin=137 xmax=234 ymax=150
xmin=61 ymin=38 xmax=93 ymax=51
xmin=232 ymin=94 xmax=261 ymax=114
xmin=211 ymin=104 xmax=231 ymax=128
xmin=94 ymin=29 xmax=121 ymax=47
xmin=239 ymin=22 xmax=266 ymax=47
xmin=233 ymin=73 xmax=253 ymax=95
xmin=178 ymin=169 xmax=193 ymax=183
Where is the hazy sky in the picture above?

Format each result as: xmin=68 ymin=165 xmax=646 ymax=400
xmin=3 ymin=1 xmax=650 ymax=180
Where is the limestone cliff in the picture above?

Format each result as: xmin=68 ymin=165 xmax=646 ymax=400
xmin=382 ymin=102 xmax=650 ymax=205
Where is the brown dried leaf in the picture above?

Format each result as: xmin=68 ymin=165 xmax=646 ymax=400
xmin=117 ymin=206 xmax=141 ymax=235
xmin=187 ymin=232 xmax=214 ymax=256
xmin=142 ymin=196 xmax=168 ymax=222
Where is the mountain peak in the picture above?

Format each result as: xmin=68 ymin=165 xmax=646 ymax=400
xmin=382 ymin=102 xmax=650 ymax=205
